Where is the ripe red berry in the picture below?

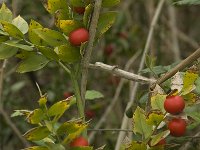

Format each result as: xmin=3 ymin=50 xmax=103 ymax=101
xmin=168 ymin=118 xmax=186 ymax=137
xmin=69 ymin=28 xmax=89 ymax=46
xmin=70 ymin=136 xmax=89 ymax=147
xmin=164 ymin=96 xmax=185 ymax=114
xmin=74 ymin=7 xmax=85 ymax=14
xmin=85 ymin=109 xmax=95 ymax=119
xmin=104 ymin=44 xmax=113 ymax=56
xmin=156 ymin=138 xmax=166 ymax=146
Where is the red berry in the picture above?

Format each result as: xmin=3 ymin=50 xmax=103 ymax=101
xmin=70 ymin=136 xmax=89 ymax=147
xmin=104 ymin=44 xmax=113 ymax=56
xmin=85 ymin=109 xmax=95 ymax=119
xmin=74 ymin=7 xmax=85 ymax=14
xmin=164 ymin=96 xmax=185 ymax=114
xmin=63 ymin=92 xmax=73 ymax=99
xmin=156 ymin=138 xmax=166 ymax=146
xmin=168 ymin=118 xmax=186 ymax=137
xmin=69 ymin=28 xmax=89 ymax=46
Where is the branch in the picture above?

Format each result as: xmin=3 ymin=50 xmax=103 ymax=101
xmin=150 ymin=47 xmax=200 ymax=90
xmin=115 ymin=0 xmax=166 ymax=149
xmin=81 ymin=0 xmax=102 ymax=107
xmin=88 ymin=129 xmax=133 ymax=132
xmin=89 ymin=62 xmax=155 ymax=84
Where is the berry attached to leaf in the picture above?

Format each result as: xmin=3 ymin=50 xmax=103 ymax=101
xmin=69 ymin=28 xmax=89 ymax=46
xmin=164 ymin=96 xmax=185 ymax=114
xmin=70 ymin=136 xmax=89 ymax=147
xmin=168 ymin=118 xmax=186 ymax=137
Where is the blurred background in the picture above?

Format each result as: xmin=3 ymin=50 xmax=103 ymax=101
xmin=0 ymin=0 xmax=200 ymax=149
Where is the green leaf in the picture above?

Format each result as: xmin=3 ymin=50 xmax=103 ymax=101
xmin=0 ymin=43 xmax=18 ymax=59
xmin=16 ymin=53 xmax=49 ymax=73
xmin=83 ymin=4 xmax=93 ymax=27
xmin=175 ymin=0 xmax=200 ymax=5
xmin=23 ymin=146 xmax=48 ymax=150
xmin=133 ymin=107 xmax=153 ymax=139
xmin=4 ymin=40 xmax=33 ymax=51
xmin=150 ymin=130 xmax=170 ymax=146
xmin=70 ymin=0 xmax=86 ymax=7
xmin=146 ymin=110 xmax=164 ymax=126
xmin=127 ymin=141 xmax=147 ymax=150
xmin=85 ymin=90 xmax=104 ymax=100
xmin=180 ymin=71 xmax=198 ymax=95
xmin=0 ymin=3 xmax=12 ymax=22
xmin=58 ymin=20 xmax=83 ymax=35
xmin=48 ymin=99 xmax=70 ymax=117
xmin=70 ymin=147 xmax=93 ymax=150
xmin=33 ymin=28 xmax=67 ymax=47
xmin=12 ymin=15 xmax=29 ymax=34
xmin=27 ymin=109 xmax=45 ymax=124
xmin=28 ymin=20 xmax=47 ymax=46
xmin=55 ymin=9 xmax=70 ymax=27
xmin=0 ymin=21 xmax=24 ymax=39
xmin=37 ymin=46 xmax=59 ymax=61
xmin=42 ymin=0 xmax=69 ymax=14
xmin=11 ymin=110 xmax=31 ymax=117
xmin=38 ymin=95 xmax=48 ymax=107
xmin=102 ymin=0 xmax=120 ymax=7
xmin=0 ymin=35 xmax=9 ymax=43
xmin=96 ymin=12 xmax=117 ymax=38
xmin=55 ymin=44 xmax=81 ymax=63
xmin=23 ymin=126 xmax=51 ymax=141
xmin=45 ymin=143 xmax=65 ymax=150
xmin=151 ymin=94 xmax=167 ymax=113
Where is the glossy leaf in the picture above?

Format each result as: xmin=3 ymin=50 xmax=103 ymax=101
xmin=150 ymin=130 xmax=170 ymax=146
xmin=37 ymin=46 xmax=59 ymax=61
xmin=151 ymin=94 xmax=167 ymax=113
xmin=146 ymin=110 xmax=164 ymax=126
xmin=0 ymin=43 xmax=18 ymax=59
xmin=0 ymin=21 xmax=24 ymax=39
xmin=55 ymin=44 xmax=81 ymax=63
xmin=59 ymin=20 xmax=82 ymax=35
xmin=28 ymin=20 xmax=47 ymax=46
xmin=12 ymin=15 xmax=29 ymax=34
xmin=96 ymin=12 xmax=117 ymax=38
xmin=42 ymin=0 xmax=68 ymax=14
xmin=48 ymin=99 xmax=70 ymax=117
xmin=33 ymin=28 xmax=67 ymax=47
xmin=23 ymin=126 xmax=51 ymax=141
xmin=4 ymin=40 xmax=33 ymax=51
xmin=133 ymin=107 xmax=153 ymax=139
xmin=0 ymin=3 xmax=12 ymax=22
xmin=16 ymin=53 xmax=49 ymax=73
xmin=102 ymin=0 xmax=120 ymax=7
xmin=27 ymin=109 xmax=45 ymax=124
xmin=23 ymin=146 xmax=48 ymax=150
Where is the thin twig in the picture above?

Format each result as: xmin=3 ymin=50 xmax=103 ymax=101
xmin=89 ymin=62 xmax=155 ymax=84
xmin=88 ymin=129 xmax=133 ymax=132
xmin=89 ymin=51 xmax=141 ymax=142
xmin=115 ymin=0 xmax=166 ymax=149
xmin=80 ymin=0 xmax=102 ymax=107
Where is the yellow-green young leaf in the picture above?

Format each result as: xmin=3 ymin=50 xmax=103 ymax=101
xmin=28 ymin=20 xmax=47 ymax=46
xmin=11 ymin=110 xmax=31 ymax=118
xmin=150 ymin=130 xmax=170 ymax=146
xmin=16 ymin=53 xmax=49 ymax=73
xmin=0 ymin=30 xmax=9 ymax=36
xmin=182 ymin=92 xmax=197 ymax=105
xmin=0 ymin=35 xmax=9 ymax=43
xmin=23 ymin=126 xmax=51 ymax=141
xmin=4 ymin=40 xmax=33 ymax=51
xmin=127 ymin=141 xmax=147 ymax=150
xmin=0 ymin=21 xmax=24 ymax=39
xmin=102 ymin=0 xmax=120 ymax=7
xmin=38 ymin=95 xmax=48 ymax=107
xmin=151 ymin=94 xmax=167 ymax=113
xmin=146 ymin=110 xmax=164 ymax=126
xmin=70 ymin=147 xmax=93 ymax=150
xmin=70 ymin=0 xmax=86 ymax=7
xmin=23 ymin=146 xmax=48 ymax=150
xmin=15 ymin=51 xmax=35 ymax=59
xmin=45 ymin=143 xmax=65 ymax=150
xmin=61 ymin=122 xmax=88 ymax=144
xmin=133 ymin=107 xmax=153 ymax=139
xmin=96 ymin=11 xmax=117 ymax=38
xmin=85 ymin=90 xmax=104 ymax=100
xmin=37 ymin=46 xmax=59 ymax=61
xmin=55 ymin=44 xmax=81 ymax=63
xmin=59 ymin=20 xmax=83 ymax=35
xmin=0 ymin=3 xmax=13 ymax=23
xmin=42 ymin=0 xmax=68 ymax=14
xmin=0 ymin=43 xmax=18 ymax=59
xmin=27 ymin=109 xmax=45 ymax=124
xmin=83 ymin=4 xmax=93 ymax=28
xmin=180 ymin=71 xmax=198 ymax=95
xmin=33 ymin=28 xmax=67 ymax=47
xmin=48 ymin=99 xmax=70 ymax=117
xmin=12 ymin=15 xmax=29 ymax=34
xmin=57 ymin=121 xmax=88 ymax=135
xmin=55 ymin=9 xmax=70 ymax=27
